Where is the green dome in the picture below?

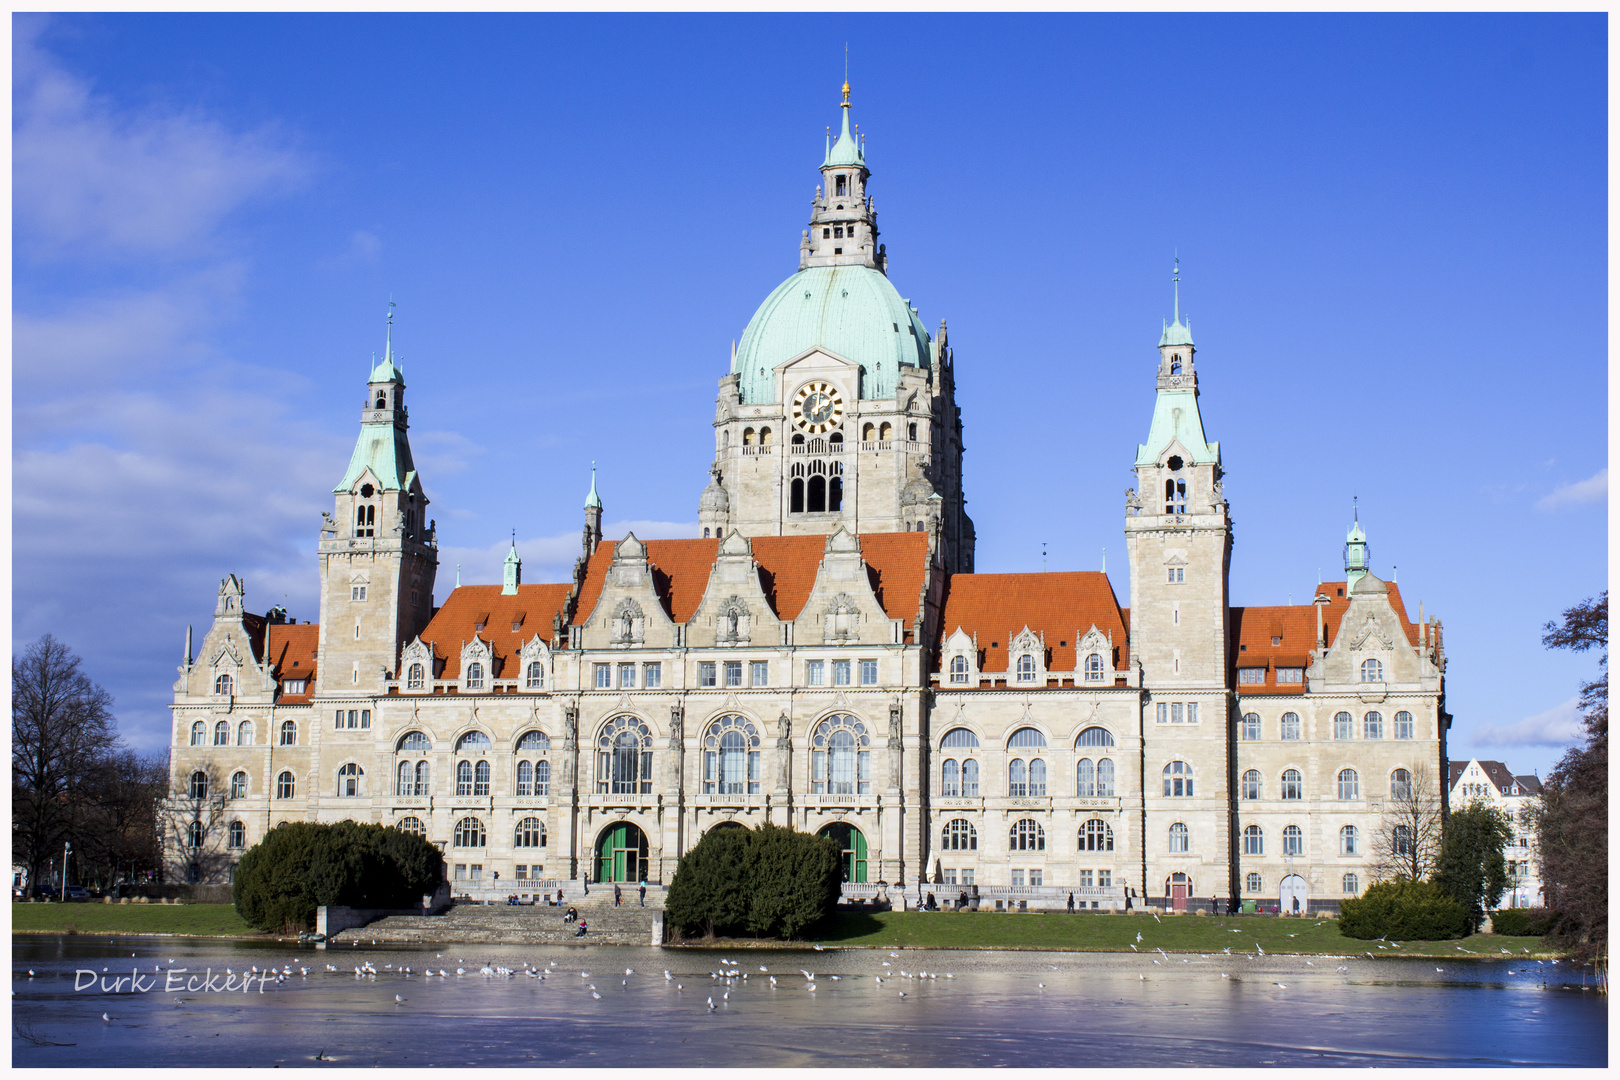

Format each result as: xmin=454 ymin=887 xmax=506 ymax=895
xmin=732 ymin=265 xmax=931 ymax=404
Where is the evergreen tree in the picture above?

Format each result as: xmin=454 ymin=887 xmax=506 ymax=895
xmin=1434 ymin=802 xmax=1512 ymax=933
xmin=233 ymin=821 xmax=443 ymax=932
xmin=666 ymin=824 xmax=842 ymax=940
xmin=665 ymin=826 xmax=751 ymax=939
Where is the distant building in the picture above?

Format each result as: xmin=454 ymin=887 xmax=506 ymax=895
xmin=1448 ymin=758 xmax=1543 ymax=909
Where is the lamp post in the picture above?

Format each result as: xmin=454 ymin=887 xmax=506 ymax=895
xmin=60 ymin=841 xmax=72 ymax=902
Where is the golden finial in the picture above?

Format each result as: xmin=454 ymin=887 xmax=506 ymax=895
xmin=841 ymin=80 xmax=850 ymax=103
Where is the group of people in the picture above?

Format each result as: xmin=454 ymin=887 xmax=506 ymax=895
xmin=611 ymin=881 xmax=648 ymax=907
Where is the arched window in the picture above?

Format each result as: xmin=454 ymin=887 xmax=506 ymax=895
xmin=1390 ymin=768 xmax=1412 ymax=800
xmin=790 ymin=477 xmax=804 ymax=513
xmin=742 ymin=427 xmax=756 ymax=446
xmin=1343 ymin=873 xmax=1360 ymax=895
xmin=597 ymin=716 xmax=654 ymax=795
xmin=1165 ymin=477 xmax=1187 ymax=514
xmin=375 ymin=390 xmax=387 ymax=409
xmin=941 ymin=727 xmax=980 ymax=749
xmin=1241 ymin=769 xmax=1262 ymax=800
xmin=415 ymin=760 xmax=430 ymax=797
xmin=230 ymin=771 xmax=247 ymax=799
xmin=1360 ymin=658 xmax=1384 ymax=682
xmin=1079 ymin=819 xmax=1113 ymax=852
xmin=862 ymin=422 xmax=875 ymax=441
xmin=279 ymin=720 xmax=297 ymax=746
xmin=1282 ymin=824 xmax=1304 ymax=856
xmin=703 ymin=715 xmax=762 ymax=796
xmin=879 ymin=421 xmax=893 ymax=441
xmin=406 ymin=663 xmax=425 ymax=690
xmin=1280 ymin=712 xmax=1301 ymax=740
xmin=453 ymin=817 xmax=486 ymax=848
xmin=1027 ymin=758 xmax=1047 ymax=797
xmin=1333 ymin=712 xmax=1353 ymax=740
xmin=456 ymin=760 xmax=473 ymax=796
xmin=214 ymin=720 xmax=230 ymax=745
xmin=1015 ymin=654 xmax=1037 ymax=682
xmin=1393 ymin=824 xmax=1412 ymax=856
xmin=1009 ymin=758 xmax=1028 ymax=797
xmin=1363 ymin=711 xmax=1384 ymax=740
xmin=949 ymin=655 xmax=970 ymax=683
xmin=397 ymin=761 xmax=414 ymax=797
xmin=398 ymin=731 xmax=431 ymax=753
xmin=276 ymin=771 xmax=295 ymax=799
xmin=1008 ymin=727 xmax=1047 ymax=749
xmin=516 ymin=731 xmax=549 ymax=753
xmin=962 ymin=759 xmax=980 ymax=797
xmin=215 ymin=673 xmax=233 ymax=696
xmin=1340 ymin=825 xmax=1359 ymax=855
xmin=228 ymin=820 xmax=246 ymax=849
xmin=1096 ymin=758 xmax=1115 ymax=797
xmin=534 ymin=760 xmax=551 ymax=796
xmin=337 ymin=763 xmax=364 ymax=797
xmin=1246 ymin=872 xmax=1263 ymax=894
xmin=396 ymin=816 xmax=425 ymax=837
xmin=1241 ymin=713 xmax=1261 ymax=741
xmin=807 ymin=475 xmax=826 ymax=512
xmin=189 ymin=771 xmax=208 ymax=799
xmin=526 ymin=662 xmax=544 ymax=690
xmin=1009 ymin=818 xmax=1045 ymax=851
xmin=1394 ymin=711 xmax=1415 ymax=739
xmin=1084 ymin=653 xmax=1105 ymax=682
xmin=941 ymin=759 xmax=959 ymax=796
xmin=188 ymin=821 xmax=205 ymax=848
xmin=1075 ymin=726 xmax=1114 ymax=748
xmin=455 ymin=731 xmax=491 ymax=753
xmin=514 ymin=817 xmax=546 ymax=848
xmin=942 ymin=819 xmax=977 ymax=850
xmin=237 ymin=721 xmax=253 ymax=746
xmin=1076 ymin=758 xmax=1095 ymax=797
xmin=760 ymin=427 xmax=773 ymax=445
xmin=1337 ymin=768 xmax=1360 ymax=800
xmin=1243 ymin=824 xmax=1263 ymax=855
xmin=1168 ymin=822 xmax=1190 ymax=853
xmin=1162 ymin=761 xmax=1194 ymax=797
xmin=465 ymin=662 xmax=485 ymax=690
xmin=189 ymin=721 xmax=205 ymax=746
xmin=1281 ymin=769 xmax=1303 ymax=800
xmin=474 ymin=760 xmax=490 ymax=797
xmin=812 ymin=714 xmax=871 ymax=795
xmin=1170 ymin=353 xmax=1183 ymax=374
xmin=516 ymin=760 xmax=533 ymax=796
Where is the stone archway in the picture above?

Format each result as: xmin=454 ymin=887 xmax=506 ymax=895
xmin=594 ymin=821 xmax=650 ymax=884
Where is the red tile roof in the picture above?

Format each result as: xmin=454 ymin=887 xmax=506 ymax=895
xmin=1230 ymin=578 xmax=1427 ymax=690
xmin=935 ymin=571 xmax=1128 ymax=674
xmin=420 ymin=584 xmax=574 ymax=681
xmin=265 ymin=623 xmax=319 ymax=701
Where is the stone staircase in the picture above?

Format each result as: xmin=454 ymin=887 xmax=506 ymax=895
xmin=330 ymin=900 xmax=663 ymax=947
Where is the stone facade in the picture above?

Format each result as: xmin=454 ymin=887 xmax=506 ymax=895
xmin=164 ymin=87 xmax=1450 ymax=914
xmin=1449 ymin=758 xmax=1544 ymax=909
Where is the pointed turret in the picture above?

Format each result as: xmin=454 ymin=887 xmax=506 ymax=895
xmin=1344 ymin=505 xmax=1370 ymax=591
xmin=583 ymin=462 xmax=603 ymax=556
xmin=502 ymin=534 xmax=522 ymax=595
xmin=801 ymin=82 xmax=882 ymax=272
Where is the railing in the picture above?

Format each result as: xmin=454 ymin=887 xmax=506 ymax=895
xmin=741 ymin=445 xmax=773 ymax=456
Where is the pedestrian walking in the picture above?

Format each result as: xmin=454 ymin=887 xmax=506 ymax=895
xmin=638 ymin=881 xmax=646 ymax=906
xmin=1067 ymin=892 xmax=1075 ymax=913
xmin=614 ymin=883 xmax=622 ymax=907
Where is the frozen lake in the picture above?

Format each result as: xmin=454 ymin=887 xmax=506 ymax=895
xmin=13 ymin=935 xmax=1607 ymax=1067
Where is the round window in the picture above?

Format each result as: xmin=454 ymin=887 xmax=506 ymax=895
xmin=1166 ymin=456 xmax=1183 ymax=472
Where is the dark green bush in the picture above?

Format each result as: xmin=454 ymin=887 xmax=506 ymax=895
xmin=232 ymin=821 xmax=443 ymax=932
xmin=666 ymin=823 xmax=842 ymax=940
xmin=1488 ymin=906 xmax=1555 ymax=937
xmin=1339 ymin=879 xmax=1470 ymax=941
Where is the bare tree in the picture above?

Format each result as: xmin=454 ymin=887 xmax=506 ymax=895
xmin=1371 ymin=760 xmax=1443 ymax=882
xmin=75 ymin=750 xmax=170 ymax=889
xmin=161 ymin=760 xmax=236 ymax=885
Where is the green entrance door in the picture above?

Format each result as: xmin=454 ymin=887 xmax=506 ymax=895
xmin=595 ymin=822 xmax=649 ymax=883
xmin=817 ymin=823 xmax=868 ymax=884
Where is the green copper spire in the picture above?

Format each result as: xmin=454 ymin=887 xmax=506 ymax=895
xmin=1344 ymin=499 xmax=1370 ymax=590
xmin=1158 ymin=257 xmax=1194 ymax=348
xmin=502 ymin=531 xmax=521 ymax=595
xmin=824 ymin=80 xmax=864 ymax=168
xmin=584 ymin=462 xmax=603 ymax=510
xmin=369 ymin=300 xmax=405 ymax=385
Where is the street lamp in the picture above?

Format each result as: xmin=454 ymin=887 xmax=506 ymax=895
xmin=60 ymin=841 xmax=71 ymax=902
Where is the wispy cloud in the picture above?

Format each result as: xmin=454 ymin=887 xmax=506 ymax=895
xmin=1536 ymin=467 xmax=1607 ymax=511
xmin=1473 ymin=696 xmax=1585 ymax=748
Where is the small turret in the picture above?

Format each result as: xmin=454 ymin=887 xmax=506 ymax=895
xmin=502 ymin=534 xmax=522 ymax=595
xmin=1344 ymin=504 xmax=1370 ymax=591
xmin=583 ymin=463 xmax=603 ymax=556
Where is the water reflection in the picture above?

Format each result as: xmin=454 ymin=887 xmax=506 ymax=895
xmin=13 ymin=936 xmax=1607 ymax=1067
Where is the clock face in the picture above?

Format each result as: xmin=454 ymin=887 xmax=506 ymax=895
xmin=793 ymin=381 xmax=844 ymax=434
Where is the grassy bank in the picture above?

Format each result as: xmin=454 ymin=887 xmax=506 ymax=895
xmin=12 ymin=902 xmax=262 ymax=938
xmin=805 ymin=910 xmax=1550 ymax=958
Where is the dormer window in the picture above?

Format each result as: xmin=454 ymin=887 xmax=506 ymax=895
xmin=835 ymin=175 xmax=847 ymax=196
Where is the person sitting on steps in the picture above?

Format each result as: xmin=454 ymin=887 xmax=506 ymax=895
xmin=563 ymin=906 xmax=578 ymax=924
xmin=574 ymin=919 xmax=588 ymax=938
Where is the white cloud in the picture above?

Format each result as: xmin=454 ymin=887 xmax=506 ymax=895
xmin=1535 ymin=467 xmax=1607 ymax=511
xmin=1473 ymin=696 xmax=1585 ymax=748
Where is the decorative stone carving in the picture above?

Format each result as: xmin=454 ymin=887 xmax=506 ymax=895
xmin=716 ymin=596 xmax=751 ymax=645
xmin=1124 ymin=488 xmax=1142 ymax=515
xmin=824 ymin=592 xmax=861 ymax=643
xmin=775 ymin=712 xmax=792 ymax=795
xmin=1348 ymin=611 xmax=1394 ymax=650
xmin=611 ymin=598 xmax=645 ymax=646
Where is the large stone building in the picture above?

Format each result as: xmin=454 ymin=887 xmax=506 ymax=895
xmin=165 ymin=85 xmax=1451 ymax=913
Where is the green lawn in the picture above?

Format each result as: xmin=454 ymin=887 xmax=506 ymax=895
xmin=806 ymin=910 xmax=1551 ymax=958
xmin=12 ymin=902 xmax=261 ymax=938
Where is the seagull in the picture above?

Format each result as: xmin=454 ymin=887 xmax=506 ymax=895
xmin=890 ymin=952 xmax=900 ymax=958
xmin=1152 ymin=914 xmax=1161 ymax=923
xmin=1436 ymin=967 xmax=1444 ymax=973
xmin=1335 ymin=966 xmax=1348 ymax=973
xmin=807 ymin=983 xmax=816 ymax=991
xmin=812 ymin=944 xmax=826 ymax=951
xmin=665 ymin=970 xmax=673 ymax=981
xmin=394 ymin=994 xmax=406 ymax=1004
xmin=1037 ymin=982 xmax=1045 ymax=988
xmin=626 ymin=968 xmax=635 ymax=976
xmin=760 ymin=966 xmax=769 ymax=972
xmin=897 ymin=990 xmax=907 ymax=998
xmin=1129 ymin=944 xmax=1138 ymax=951
xmin=769 ymin=976 xmax=778 ymax=986
xmin=26 ymin=970 xmax=34 ymax=978
xmin=1256 ymin=944 xmax=1265 ymax=956
xmin=945 ymin=974 xmax=954 ymax=979
xmin=1304 ymin=961 xmax=1314 ymax=966
xmin=874 ymin=976 xmax=883 ymax=985
xmin=707 ymin=997 xmax=717 ymax=1011
xmin=102 ymin=1013 xmax=112 ymax=1022
xmin=1221 ymin=973 xmax=1229 ymax=979
xmin=1136 ymin=932 xmax=1143 ymax=943
xmin=1274 ymin=983 xmax=1287 ymax=989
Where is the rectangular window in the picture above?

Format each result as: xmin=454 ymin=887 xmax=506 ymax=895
xmin=360 ymin=709 xmax=370 ymax=730
xmin=941 ymin=869 xmax=957 ymax=885
xmin=1097 ymin=869 xmax=1111 ymax=888
xmin=336 ymin=709 xmax=346 ymax=729
xmin=806 ymin=660 xmax=825 ymax=686
xmin=594 ymin=663 xmax=611 ymax=689
xmin=470 ymin=865 xmax=483 ymax=880
xmin=961 ymin=868 xmax=975 ymax=886
xmin=1238 ymin=668 xmax=1265 ymax=685
xmin=725 ymin=661 xmax=743 ymax=688
xmin=1028 ymin=869 xmax=1042 ymax=887
xmin=750 ymin=660 xmax=769 ymax=687
xmin=352 ymin=585 xmax=367 ymax=601
xmin=833 ymin=660 xmax=851 ymax=686
xmin=699 ymin=662 xmax=717 ymax=688
xmin=454 ymin=864 xmax=466 ymax=880
xmin=1171 ymin=703 xmax=1184 ymax=724
xmin=1077 ymin=869 xmax=1094 ymax=888
xmin=515 ymin=865 xmax=527 ymax=880
xmin=860 ymin=659 xmax=878 ymax=685
xmin=1156 ymin=703 xmax=1168 ymax=724
xmin=1276 ymin=667 xmax=1304 ymax=684
xmin=643 ymin=662 xmax=662 ymax=689
xmin=1167 ymin=567 xmax=1184 ymax=583
xmin=284 ymin=679 xmax=305 ymax=695
xmin=619 ymin=663 xmax=636 ymax=689
xmin=1187 ymin=702 xmax=1198 ymax=724
xmin=1011 ymin=869 xmax=1025 ymax=887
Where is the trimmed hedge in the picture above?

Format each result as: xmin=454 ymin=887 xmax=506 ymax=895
xmin=1489 ymin=906 xmax=1555 ymax=937
xmin=1339 ymin=879 xmax=1470 ymax=941
xmin=666 ymin=823 xmax=842 ymax=940
xmin=232 ymin=821 xmax=444 ymax=932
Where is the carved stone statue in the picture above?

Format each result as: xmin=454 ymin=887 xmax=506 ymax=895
xmin=775 ymin=712 xmax=792 ymax=795
xmin=777 ymin=711 xmax=791 ymax=742
xmin=1124 ymin=488 xmax=1142 ymax=515
xmin=320 ymin=511 xmax=337 ymax=537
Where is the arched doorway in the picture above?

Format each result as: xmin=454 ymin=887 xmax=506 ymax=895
xmin=1166 ymin=872 xmax=1192 ymax=912
xmin=1280 ymin=874 xmax=1308 ymax=915
xmin=817 ymin=822 xmax=868 ymax=884
xmin=595 ymin=822 xmax=649 ymax=884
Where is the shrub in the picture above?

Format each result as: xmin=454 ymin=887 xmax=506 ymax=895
xmin=666 ymin=824 xmax=842 ymax=940
xmin=232 ymin=821 xmax=443 ymax=932
xmin=1489 ymin=906 xmax=1555 ymax=937
xmin=1339 ymin=879 xmax=1470 ymax=941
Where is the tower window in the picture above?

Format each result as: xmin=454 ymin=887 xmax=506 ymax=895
xmin=1170 ymin=354 xmax=1182 ymax=374
xmin=834 ymin=226 xmax=844 ymax=238
xmin=1167 ymin=567 xmax=1184 ymax=583
xmin=908 ymin=423 xmax=917 ymax=440
xmin=835 ymin=174 xmax=847 ymax=196
xmin=356 ymin=504 xmax=375 ymax=537
xmin=375 ymin=392 xmax=386 ymax=409
xmin=1164 ymin=478 xmax=1187 ymax=514
xmin=823 ymin=227 xmax=830 ymax=238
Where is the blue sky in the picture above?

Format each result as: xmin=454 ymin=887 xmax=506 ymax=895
xmin=13 ymin=13 xmax=1607 ymax=775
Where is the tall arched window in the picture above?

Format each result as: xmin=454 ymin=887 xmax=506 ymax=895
xmin=1084 ymin=653 xmax=1105 ymax=682
xmin=1333 ymin=712 xmax=1353 ymax=740
xmin=279 ymin=720 xmax=297 ymax=746
xmin=1168 ymin=822 xmax=1190 ymax=853
xmin=1394 ymin=711 xmax=1415 ymax=739
xmin=214 ymin=720 xmax=230 ymax=745
xmin=397 ymin=761 xmax=414 ymax=797
xmin=415 ymin=760 xmax=430 ymax=797
xmin=1337 ymin=768 xmax=1360 ymax=800
xmin=189 ymin=771 xmax=208 ymax=799
xmin=1016 ymin=654 xmax=1037 ymax=682
xmin=396 ymin=816 xmax=425 ymax=837
xmin=276 ymin=771 xmax=295 ymax=799
xmin=1028 ymin=758 xmax=1047 ymax=797
xmin=230 ymin=771 xmax=247 ymax=799
xmin=1360 ymin=658 xmax=1384 ymax=682
xmin=1096 ymin=758 xmax=1115 ymax=797
xmin=703 ymin=715 xmax=762 ymax=795
xmin=188 ymin=821 xmax=205 ymax=848
xmin=1390 ymin=768 xmax=1412 ymax=799
xmin=534 ymin=760 xmax=551 ymax=796
xmin=1393 ymin=825 xmax=1412 ymax=856
xmin=1282 ymin=824 xmax=1304 ymax=856
xmin=514 ymin=817 xmax=546 ymax=848
xmin=1075 ymin=726 xmax=1114 ymax=748
xmin=190 ymin=721 xmax=205 ymax=746
xmin=1009 ymin=758 xmax=1028 ymax=797
xmin=338 ymin=763 xmax=364 ymax=797
xmin=1280 ymin=712 xmax=1301 ymax=740
xmin=406 ymin=663 xmax=425 ymax=690
xmin=228 ymin=821 xmax=246 ymax=849
xmin=516 ymin=760 xmax=533 ymax=797
xmin=942 ymin=759 xmax=960 ymax=796
xmin=465 ymin=662 xmax=485 ymax=690
xmin=597 ymin=716 xmax=654 ymax=795
xmin=949 ymin=655 xmax=970 ymax=683
xmin=1077 ymin=758 xmax=1095 ymax=797
xmin=962 ymin=759 xmax=980 ymax=797
xmin=453 ymin=817 xmax=485 ymax=848
xmin=215 ymin=673 xmax=234 ymax=696
xmin=526 ymin=662 xmax=544 ymax=690
xmin=1009 ymin=818 xmax=1045 ymax=851
xmin=237 ymin=721 xmax=253 ymax=746
xmin=1343 ymin=873 xmax=1360 ymax=895
xmin=1243 ymin=824 xmax=1264 ymax=855
xmin=1241 ymin=769 xmax=1262 ymax=799
xmin=1363 ymin=711 xmax=1384 ymax=740
xmin=1240 ymin=713 xmax=1261 ymax=741
xmin=1162 ymin=761 xmax=1194 ymax=797
xmin=1281 ymin=769 xmax=1303 ymax=800
xmin=1340 ymin=825 xmax=1359 ymax=855
xmin=811 ymin=714 xmax=871 ymax=795
xmin=942 ymin=819 xmax=977 ymax=850
xmin=473 ymin=760 xmax=490 ymax=797
xmin=456 ymin=760 xmax=473 ymax=796
xmin=1079 ymin=819 xmax=1113 ymax=851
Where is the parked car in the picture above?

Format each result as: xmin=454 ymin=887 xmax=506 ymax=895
xmin=63 ymin=886 xmax=91 ymax=901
